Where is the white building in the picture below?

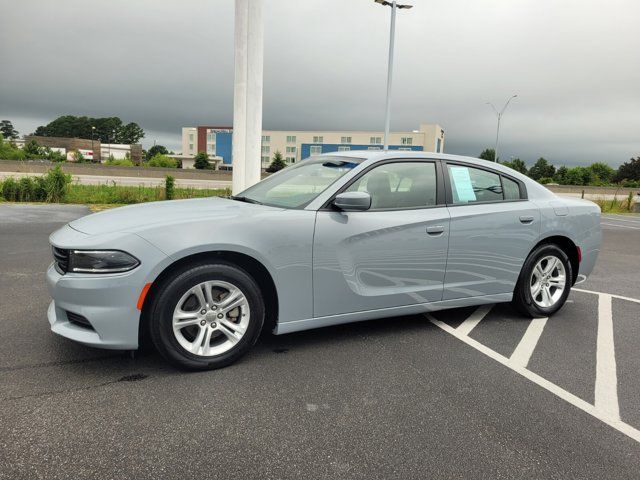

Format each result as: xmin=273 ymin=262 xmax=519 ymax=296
xmin=180 ymin=123 xmax=445 ymax=168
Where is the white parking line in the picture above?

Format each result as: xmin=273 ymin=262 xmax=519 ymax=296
xmin=509 ymin=317 xmax=548 ymax=368
xmin=455 ymin=304 xmax=492 ymax=336
xmin=573 ymin=287 xmax=640 ymax=305
xmin=595 ymin=294 xmax=620 ymax=422
xmin=427 ymin=313 xmax=640 ymax=443
xmin=601 ymin=222 xmax=640 ymax=230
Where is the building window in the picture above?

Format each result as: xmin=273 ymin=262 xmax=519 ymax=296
xmin=207 ymin=133 xmax=215 ymax=142
xmin=436 ymin=138 xmax=442 ymax=153
xmin=368 ymin=146 xmax=381 ymax=150
xmin=338 ymin=146 xmax=350 ymax=151
xmin=286 ymin=135 xmax=296 ymax=143
xmin=207 ymin=145 xmax=215 ymax=154
xmin=286 ymin=146 xmax=296 ymax=153
xmin=262 ymin=135 xmax=270 ymax=142
xmin=189 ymin=143 xmax=194 ymax=151
xmin=189 ymin=133 xmax=194 ymax=141
xmin=401 ymin=137 xmax=413 ymax=145
xmin=286 ymin=156 xmax=296 ymax=163
xmin=261 ymin=145 xmax=270 ymax=154
xmin=313 ymin=136 xmax=323 ymax=143
xmin=370 ymin=136 xmax=381 ymax=144
xmin=261 ymin=156 xmax=270 ymax=164
xmin=341 ymin=136 xmax=352 ymax=144
xmin=310 ymin=145 xmax=322 ymax=156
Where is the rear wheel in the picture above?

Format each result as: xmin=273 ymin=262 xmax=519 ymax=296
xmin=149 ymin=262 xmax=264 ymax=370
xmin=512 ymin=244 xmax=572 ymax=317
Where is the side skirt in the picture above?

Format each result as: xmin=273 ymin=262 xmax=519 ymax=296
xmin=274 ymin=293 xmax=513 ymax=335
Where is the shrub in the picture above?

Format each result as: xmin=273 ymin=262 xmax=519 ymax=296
xmin=146 ymin=154 xmax=178 ymax=168
xmin=43 ymin=165 xmax=71 ymax=202
xmin=18 ymin=177 xmax=36 ymax=202
xmin=106 ymin=157 xmax=134 ymax=166
xmin=165 ymin=175 xmax=175 ymax=200
xmin=1 ymin=177 xmax=19 ymax=201
xmin=193 ymin=152 xmax=211 ymax=170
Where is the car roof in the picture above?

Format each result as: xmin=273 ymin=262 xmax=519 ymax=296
xmin=320 ymin=150 xmax=554 ymax=199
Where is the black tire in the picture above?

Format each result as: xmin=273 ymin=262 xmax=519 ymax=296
xmin=149 ymin=261 xmax=264 ymax=370
xmin=512 ymin=244 xmax=573 ymax=318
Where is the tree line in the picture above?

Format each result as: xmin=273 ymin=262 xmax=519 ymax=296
xmin=479 ymin=149 xmax=640 ymax=187
xmin=1 ymin=116 xmax=145 ymax=145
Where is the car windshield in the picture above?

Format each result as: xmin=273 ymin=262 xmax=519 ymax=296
xmin=232 ymin=156 xmax=362 ymax=208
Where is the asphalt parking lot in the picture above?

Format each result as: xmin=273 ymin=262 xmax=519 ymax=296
xmin=1 ymin=204 xmax=639 ymax=479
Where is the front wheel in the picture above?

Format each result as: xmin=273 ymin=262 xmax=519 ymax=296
xmin=149 ymin=262 xmax=264 ymax=370
xmin=512 ymin=244 xmax=573 ymax=318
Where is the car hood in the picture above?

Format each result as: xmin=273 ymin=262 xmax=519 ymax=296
xmin=69 ymin=197 xmax=282 ymax=235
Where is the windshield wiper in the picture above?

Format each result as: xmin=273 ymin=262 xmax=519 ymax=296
xmin=229 ymin=195 xmax=263 ymax=205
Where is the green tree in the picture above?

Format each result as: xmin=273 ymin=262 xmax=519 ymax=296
xmin=614 ymin=156 xmax=640 ymax=183
xmin=527 ymin=158 xmax=556 ymax=181
xmin=501 ymin=158 xmax=527 ymax=174
xmin=479 ymin=148 xmax=496 ymax=162
xmin=564 ymin=166 xmax=593 ymax=186
xmin=554 ymin=166 xmax=569 ymax=184
xmin=588 ymin=162 xmax=615 ymax=184
xmin=266 ymin=151 xmax=287 ymax=173
xmin=193 ymin=152 xmax=211 ymax=170
xmin=22 ymin=140 xmax=44 ymax=158
xmin=146 ymin=144 xmax=169 ymax=160
xmin=33 ymin=116 xmax=145 ymax=144
xmin=0 ymin=120 xmax=19 ymax=140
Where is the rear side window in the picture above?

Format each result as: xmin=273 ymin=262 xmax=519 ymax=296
xmin=448 ymin=165 xmax=502 ymax=204
xmin=502 ymin=176 xmax=521 ymax=200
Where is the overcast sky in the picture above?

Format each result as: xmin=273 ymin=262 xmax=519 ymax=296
xmin=1 ymin=0 xmax=638 ymax=166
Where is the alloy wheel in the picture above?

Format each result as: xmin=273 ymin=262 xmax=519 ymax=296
xmin=530 ymin=255 xmax=566 ymax=308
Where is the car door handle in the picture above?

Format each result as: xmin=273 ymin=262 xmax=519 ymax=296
xmin=519 ymin=216 xmax=534 ymax=224
xmin=426 ymin=225 xmax=445 ymax=235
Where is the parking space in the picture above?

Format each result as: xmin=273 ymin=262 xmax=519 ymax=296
xmin=1 ymin=205 xmax=640 ymax=479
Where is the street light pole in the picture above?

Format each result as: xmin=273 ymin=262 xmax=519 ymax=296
xmin=374 ymin=0 xmax=412 ymax=150
xmin=486 ymin=94 xmax=517 ymax=162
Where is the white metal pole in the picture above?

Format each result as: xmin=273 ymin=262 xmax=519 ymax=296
xmin=232 ymin=0 xmax=264 ymax=194
xmin=383 ymin=1 xmax=397 ymax=150
xmin=494 ymin=114 xmax=501 ymax=163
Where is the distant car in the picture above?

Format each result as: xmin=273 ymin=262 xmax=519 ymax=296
xmin=47 ymin=152 xmax=602 ymax=370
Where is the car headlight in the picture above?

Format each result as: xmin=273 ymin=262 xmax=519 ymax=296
xmin=69 ymin=250 xmax=140 ymax=273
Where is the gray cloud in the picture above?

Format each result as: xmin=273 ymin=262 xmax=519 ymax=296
xmin=1 ymin=0 xmax=638 ymax=166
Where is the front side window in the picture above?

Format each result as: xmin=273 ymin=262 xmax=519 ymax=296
xmin=345 ymin=162 xmax=437 ymax=210
xmin=236 ymin=156 xmax=362 ymax=208
xmin=448 ymin=165 xmax=503 ymax=204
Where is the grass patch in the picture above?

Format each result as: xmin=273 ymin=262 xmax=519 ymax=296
xmin=63 ymin=183 xmax=230 ymax=205
xmin=593 ymin=195 xmax=637 ymax=214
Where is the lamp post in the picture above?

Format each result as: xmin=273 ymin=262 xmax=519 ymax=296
xmin=374 ymin=0 xmax=413 ymax=150
xmin=486 ymin=94 xmax=517 ymax=162
xmin=91 ymin=126 xmax=96 ymax=162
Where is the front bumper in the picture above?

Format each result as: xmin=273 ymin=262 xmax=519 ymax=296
xmin=47 ymin=225 xmax=169 ymax=350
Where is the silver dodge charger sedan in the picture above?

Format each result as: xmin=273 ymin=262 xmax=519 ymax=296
xmin=47 ymin=152 xmax=602 ymax=370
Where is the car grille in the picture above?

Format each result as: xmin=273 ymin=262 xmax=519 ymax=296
xmin=65 ymin=311 xmax=95 ymax=330
xmin=52 ymin=247 xmax=69 ymax=274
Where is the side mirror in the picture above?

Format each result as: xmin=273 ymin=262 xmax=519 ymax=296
xmin=333 ymin=191 xmax=371 ymax=211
